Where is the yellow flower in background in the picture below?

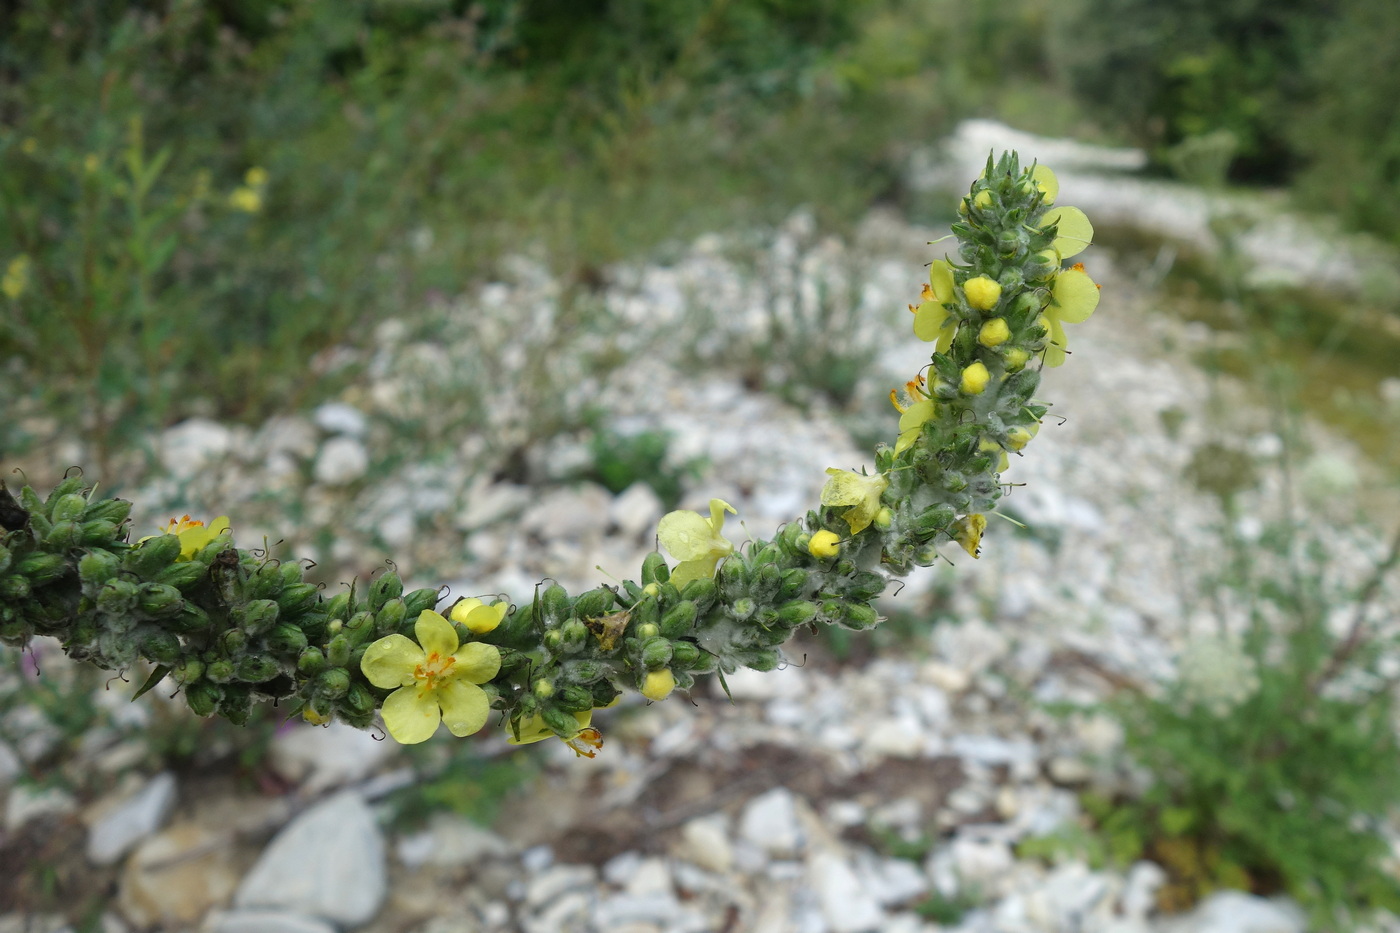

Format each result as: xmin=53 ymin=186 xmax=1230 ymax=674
xmin=1042 ymin=206 xmax=1094 ymax=260
xmin=912 ymin=259 xmax=957 ymax=351
xmin=450 ymin=597 xmax=510 ymax=634
xmin=891 ymin=375 xmax=937 ymax=454
xmin=821 ymin=468 xmax=889 ymax=535
xmin=83 ymin=154 xmax=99 ymax=174
xmin=360 ymin=610 xmax=501 ymax=744
xmin=228 ymin=186 xmax=262 ymax=213
xmin=953 ymin=513 xmax=987 ymax=558
xmin=244 ymin=166 xmax=269 ymax=187
xmin=2 ymin=255 xmax=31 ymax=300
xmin=507 ymin=707 xmax=605 ymax=758
xmin=20 ymin=137 xmax=38 ymax=156
xmin=658 ymin=498 xmax=736 ymax=588
xmin=153 ymin=514 xmax=231 ymax=561
xmin=1041 ymin=263 xmax=1101 ymax=367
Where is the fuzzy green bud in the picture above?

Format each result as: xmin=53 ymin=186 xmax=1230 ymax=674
xmin=777 ymin=600 xmax=819 ymax=627
xmin=779 ymin=568 xmax=808 ymax=597
xmin=641 ymin=637 xmax=673 ymax=670
xmin=138 ymin=583 xmax=184 ymax=618
xmin=660 ymin=600 xmax=699 ymax=638
xmin=369 ymin=571 xmax=403 ymax=609
xmin=79 ymin=549 xmax=121 ymax=589
xmin=375 ymin=597 xmax=408 ymax=635
xmin=573 ymin=587 xmax=613 ymax=620
xmin=541 ymin=705 xmax=582 ymax=737
xmin=738 ymin=649 xmax=781 ymax=673
xmin=557 ymin=685 xmax=594 ymax=712
xmin=344 ymin=682 xmax=376 ymax=715
xmin=641 ymin=551 xmax=671 ymax=586
xmin=731 ymin=597 xmax=756 ymax=620
xmin=172 ymin=658 xmax=204 ymax=685
xmin=50 ymin=494 xmax=87 ymax=523
xmin=139 ymin=628 xmax=182 ymax=664
xmin=78 ymin=519 xmax=121 ymax=546
xmin=205 ymin=660 xmax=236 ymax=684
xmin=185 ymin=683 xmax=220 ymax=717
xmin=404 ymin=587 xmax=440 ymax=615
xmin=126 ymin=535 xmax=181 ymax=576
xmin=314 ymin=668 xmax=351 ymax=699
xmin=297 ymin=647 xmax=327 ymax=676
xmin=236 ymin=599 xmax=281 ymax=636
xmin=267 ymin=623 xmax=309 ymax=656
xmin=671 ymin=641 xmax=701 ymax=666
xmin=326 ymin=634 xmax=352 ymax=668
xmin=96 ymin=579 xmax=139 ymax=614
xmin=278 ymin=583 xmax=320 ymax=615
xmin=637 ymin=623 xmax=660 ymax=639
xmin=679 ymin=578 xmax=718 ymax=613
xmin=219 ymin=629 xmax=248 ymax=656
xmin=83 ymin=497 xmax=133 ymax=526
xmin=17 ymin=552 xmax=67 ymax=586
xmin=540 ymin=584 xmax=571 ymax=624
xmin=236 ymin=656 xmax=280 ymax=683
xmin=839 ymin=603 xmax=882 ymax=631
xmin=45 ymin=520 xmax=81 ymax=550
xmin=154 ymin=560 xmax=209 ymax=591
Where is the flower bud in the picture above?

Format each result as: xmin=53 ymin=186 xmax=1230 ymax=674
xmin=1003 ymin=347 xmax=1031 ymax=372
xmin=267 ymin=623 xmax=309 ymax=656
xmin=185 ymin=682 xmax=220 ymax=717
xmin=641 ymin=637 xmax=673 ymax=669
xmin=403 ymin=587 xmax=439 ymax=615
xmin=738 ymin=649 xmax=781 ymax=672
xmin=558 ymin=685 xmax=594 ymax=712
xmin=83 ymin=497 xmax=133 ymax=526
xmin=808 ymin=530 xmax=841 ymax=558
xmin=374 ymin=597 xmax=408 ymax=635
xmin=126 ymin=534 xmax=181 ymax=576
xmin=637 ymin=622 xmax=659 ymax=639
xmin=642 ymin=668 xmax=676 ymax=701
xmin=964 ymin=276 xmax=1002 ymax=311
xmin=660 ymin=600 xmax=699 ymax=638
xmin=314 ymin=668 xmax=351 ymax=699
xmin=838 ymin=603 xmax=881 ymax=631
xmin=368 ymin=571 xmax=403 ymax=609
xmin=237 ymin=656 xmax=280 ymax=683
xmin=732 ymin=596 xmax=756 ymax=620
xmin=79 ymin=549 xmax=121 ymax=589
xmin=680 ymin=577 xmax=718 ymax=612
xmin=533 ymin=679 xmax=555 ymax=698
xmin=978 ymin=318 xmax=1010 ymax=348
xmin=155 ymin=560 xmax=208 ymax=591
xmin=873 ymin=507 xmax=893 ymax=530
xmin=1006 ymin=427 xmax=1033 ymax=451
xmin=50 ymin=494 xmax=87 ymax=524
xmin=960 ymin=361 xmax=990 ymax=395
xmin=297 ymin=646 xmax=327 ymax=676
xmin=779 ymin=567 xmax=808 ymax=597
xmin=542 ymin=705 xmax=583 ymax=737
xmin=326 ymin=633 xmax=352 ymax=668
xmin=540 ymin=584 xmax=571 ymax=624
xmin=777 ymin=600 xmax=819 ymax=627
xmin=236 ymin=598 xmax=281 ymax=636
xmin=671 ymin=641 xmax=701 ymax=666
xmin=205 ymin=659 xmax=236 ymax=684
xmin=573 ymin=587 xmax=614 ymax=620
xmin=18 ymin=552 xmax=68 ymax=586
xmin=79 ymin=519 xmax=120 ymax=546
xmin=140 ymin=628 xmax=182 ymax=664
xmin=641 ymin=551 xmax=671 ymax=586
xmin=343 ymin=682 xmax=376 ymax=714
xmin=278 ymin=583 xmax=320 ymax=615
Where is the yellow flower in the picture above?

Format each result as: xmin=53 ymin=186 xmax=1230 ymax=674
xmin=228 ymin=186 xmax=262 ymax=213
xmin=1030 ymin=164 xmax=1058 ymax=204
xmin=890 ymin=375 xmax=937 ymax=454
xmin=20 ymin=137 xmax=38 ymax=156
xmin=83 ymin=154 xmax=99 ymax=174
xmin=244 ymin=166 xmax=269 ymax=187
xmin=152 ymin=514 xmax=231 ymax=561
xmin=449 ymin=596 xmax=509 ymax=634
xmin=953 ymin=514 xmax=987 ymax=558
xmin=1042 ymin=206 xmax=1093 ymax=260
xmin=507 ymin=708 xmax=605 ymax=758
xmin=1041 ymin=263 xmax=1101 ymax=367
xmin=964 ymin=276 xmax=1002 ymax=311
xmin=961 ymin=361 xmax=990 ymax=395
xmin=2 ymin=255 xmax=31 ymax=300
xmin=808 ymin=530 xmax=841 ymax=558
xmin=642 ymin=669 xmax=676 ymax=701
xmin=360 ymin=610 xmax=501 ymax=744
xmin=821 ymin=468 xmax=889 ymax=535
xmin=658 ymin=498 xmax=736 ymax=588
xmin=912 ymin=260 xmax=957 ymax=352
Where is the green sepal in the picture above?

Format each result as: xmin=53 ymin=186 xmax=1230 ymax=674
xmin=125 ymin=534 xmax=181 ymax=576
xmin=154 ymin=560 xmax=209 ymax=591
xmin=572 ymin=586 xmax=614 ymax=620
xmin=131 ymin=664 xmax=172 ymax=700
xmin=83 ymin=497 xmax=133 ymax=526
xmin=641 ymin=551 xmax=670 ymax=586
xmin=139 ymin=628 xmax=182 ymax=664
xmin=659 ymin=600 xmax=698 ymax=638
xmin=368 ymin=571 xmax=403 ymax=609
xmin=138 ymin=583 xmax=185 ymax=618
xmin=185 ymin=682 xmax=220 ymax=716
xmin=314 ymin=668 xmax=351 ymax=699
xmin=266 ymin=623 xmax=309 ymax=656
xmin=278 ymin=583 xmax=320 ymax=616
xmin=403 ymin=587 xmax=439 ymax=615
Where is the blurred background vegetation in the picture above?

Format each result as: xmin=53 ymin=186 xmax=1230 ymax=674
xmin=4 ymin=0 xmax=1396 ymax=463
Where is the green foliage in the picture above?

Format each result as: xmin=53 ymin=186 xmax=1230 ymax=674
xmin=385 ymin=744 xmax=540 ymax=831
xmin=582 ymin=420 xmax=703 ymax=511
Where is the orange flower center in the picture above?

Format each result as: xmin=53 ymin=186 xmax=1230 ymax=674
xmin=414 ymin=651 xmax=457 ymax=693
xmin=564 ymin=728 xmax=603 ymax=759
xmin=162 ymin=514 xmax=204 ymax=535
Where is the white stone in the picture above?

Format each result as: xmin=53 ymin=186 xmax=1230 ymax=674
xmin=525 ymin=864 xmax=597 ymax=908
xmin=458 ymin=481 xmax=532 ymax=531
xmin=717 ymin=664 xmax=806 ymax=701
xmin=160 ymin=418 xmax=233 ymax=479
xmin=920 ymin=661 xmax=971 ymax=693
xmin=87 ymin=771 xmax=177 ymax=865
xmin=234 ymin=791 xmax=386 ymax=926
xmin=258 ymin=416 xmax=319 ymax=460
xmin=519 ymin=483 xmax=613 ymax=542
xmin=944 ymin=836 xmax=1014 ymax=896
xmin=854 ymin=852 xmax=928 ymax=907
xmin=395 ymin=816 xmax=513 ymax=868
xmin=203 ymin=910 xmax=337 ymax=933
xmin=5 ymin=783 xmax=76 ymax=832
xmin=312 ymin=436 xmax=369 ymax=486
xmin=1119 ymin=860 xmax=1167 ymax=922
xmin=1167 ymin=890 xmax=1307 ymax=933
xmin=810 ymin=852 xmax=886 ymax=933
xmin=676 ymin=815 xmax=733 ymax=874
xmin=312 ymin=402 xmax=368 ymax=437
xmin=268 ymin=721 xmax=395 ymax=795
xmin=738 ymin=787 xmax=803 ymax=858
xmin=609 ymin=482 xmax=664 ymax=541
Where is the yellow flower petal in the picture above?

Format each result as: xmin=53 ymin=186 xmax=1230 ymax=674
xmin=708 ymin=498 xmax=736 ymax=534
xmin=437 ymin=680 xmax=490 ymax=737
xmin=360 ymin=634 xmax=424 ymax=688
xmin=1051 ymin=267 xmax=1100 ymax=324
xmin=668 ymin=556 xmax=719 ymax=589
xmin=414 ymin=610 xmax=459 ymax=659
xmin=451 ymin=597 xmax=508 ymax=634
xmin=1031 ymin=164 xmax=1058 ymax=204
xmin=657 ymin=510 xmax=716 ymax=561
xmin=507 ymin=709 xmax=592 ymax=745
xmin=929 ymin=259 xmax=955 ymax=303
xmin=382 ymin=685 xmax=442 ymax=744
xmin=642 ymin=669 xmax=676 ymax=701
xmin=1043 ymin=206 xmax=1093 ymax=259
xmin=451 ymin=641 xmax=502 ymax=684
xmin=821 ymin=469 xmax=888 ymax=536
xmin=913 ymin=300 xmax=949 ymax=343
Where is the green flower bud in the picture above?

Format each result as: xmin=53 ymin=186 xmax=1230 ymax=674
xmin=172 ymin=603 xmax=211 ymax=634
xmin=125 ymin=534 xmax=181 ymax=576
xmin=573 ymin=586 xmax=614 ymax=620
xmin=659 ymin=600 xmax=698 ymax=638
xmin=173 ymin=658 xmax=204 ymax=685
xmin=369 ymin=571 xmax=403 ymax=610
xmin=297 ymin=646 xmax=327 ymax=676
xmin=679 ymin=578 xmax=718 ymax=613
xmin=237 ymin=656 xmax=280 ymax=683
xmin=83 ymin=497 xmax=133 ymax=526
xmin=219 ymin=685 xmax=252 ymax=725
xmin=738 ymin=649 xmax=781 ymax=672
xmin=543 ymin=629 xmax=564 ymax=651
xmin=534 ymin=679 xmax=555 ymax=698
xmin=731 ymin=597 xmax=756 ymax=620
xmin=779 ymin=568 xmax=808 ymax=598
xmin=17 ymin=552 xmax=68 ymax=586
xmin=0 ymin=575 xmax=23 ymax=602
xmin=641 ymin=551 xmax=671 ymax=586
xmin=779 ymin=521 xmax=807 ymax=553
xmin=540 ymin=583 xmax=571 ymax=624
xmin=235 ymin=599 xmax=281 ymax=636
xmin=266 ymin=623 xmax=309 ymax=656
xmin=323 ymin=591 xmax=353 ymax=623
xmin=838 ymin=603 xmax=881 ymax=631
xmin=641 ymin=636 xmax=673 ymax=670
xmin=78 ymin=520 xmax=120 ymax=546
xmin=249 ymin=563 xmax=284 ymax=600
xmin=591 ymin=681 xmax=620 ymax=707
xmin=314 ymin=668 xmax=351 ymax=699
xmin=565 ymin=659 xmax=607 ymax=683
xmin=220 ymin=629 xmax=248 ymax=656
xmin=847 ymin=571 xmax=886 ymax=602
xmin=717 ymin=556 xmax=746 ymax=596
xmin=561 ymin=619 xmax=589 ymax=651
xmin=671 ymin=641 xmax=701 ymax=667
xmin=278 ymin=583 xmax=320 ymax=616
xmin=404 ymin=587 xmax=439 ymax=615
xmin=777 ymin=600 xmax=819 ymax=627
xmin=205 ymin=659 xmax=236 ymax=684
xmin=541 ymin=705 xmax=581 ymax=737
xmin=185 ymin=682 xmax=220 ymax=717
xmin=154 ymin=560 xmax=209 ymax=591
xmin=43 ymin=520 xmax=80 ymax=549
xmin=374 ymin=597 xmax=407 ymax=635
xmin=344 ymin=611 xmax=375 ymax=643
xmin=79 ymin=549 xmax=121 ymax=590
xmin=96 ymin=579 xmax=139 ymax=614
xmin=558 ymin=685 xmax=594 ymax=712
xmin=138 ymin=583 xmax=184 ymax=618
xmin=0 ymin=544 xmax=10 ymax=575
xmin=343 ymin=682 xmax=377 ymax=715
xmin=139 ymin=628 xmax=182 ymax=665
xmin=278 ymin=561 xmax=305 ymax=587
xmin=49 ymin=494 xmax=87 ymax=524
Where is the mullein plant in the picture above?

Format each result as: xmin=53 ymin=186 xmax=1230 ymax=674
xmin=0 ymin=153 xmax=1098 ymax=755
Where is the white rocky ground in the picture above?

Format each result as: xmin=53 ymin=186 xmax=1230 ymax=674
xmin=3 ymin=122 xmax=1400 ymax=933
